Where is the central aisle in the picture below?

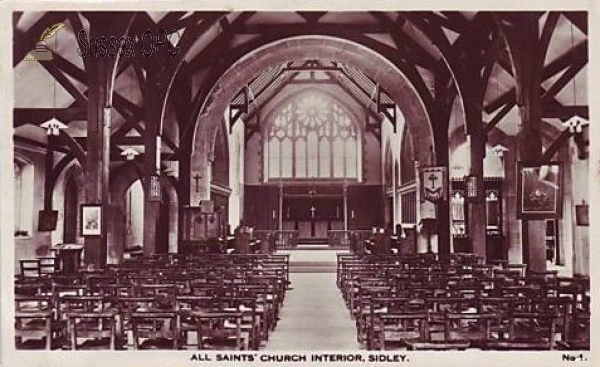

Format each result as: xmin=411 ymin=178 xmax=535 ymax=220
xmin=264 ymin=272 xmax=361 ymax=350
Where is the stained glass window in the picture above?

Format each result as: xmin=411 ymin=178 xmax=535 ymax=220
xmin=266 ymin=93 xmax=359 ymax=179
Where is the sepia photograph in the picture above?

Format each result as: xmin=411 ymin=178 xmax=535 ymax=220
xmin=0 ymin=2 xmax=597 ymax=367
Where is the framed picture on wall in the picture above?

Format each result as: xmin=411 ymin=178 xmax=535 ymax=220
xmin=517 ymin=162 xmax=563 ymax=219
xmin=80 ymin=204 xmax=102 ymax=236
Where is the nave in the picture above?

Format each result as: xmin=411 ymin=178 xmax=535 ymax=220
xmin=7 ymin=9 xmax=593 ymax=360
xmin=264 ymin=272 xmax=359 ymax=350
xmin=14 ymin=242 xmax=590 ymax=351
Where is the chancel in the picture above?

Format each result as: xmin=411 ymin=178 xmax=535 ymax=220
xmin=8 ymin=9 xmax=590 ymax=354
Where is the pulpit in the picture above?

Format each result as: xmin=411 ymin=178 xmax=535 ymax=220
xmin=373 ymin=228 xmax=391 ymax=255
xmin=51 ymin=244 xmax=84 ymax=274
xmin=234 ymin=225 xmax=253 ymax=254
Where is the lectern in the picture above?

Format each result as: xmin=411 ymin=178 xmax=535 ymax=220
xmin=51 ymin=244 xmax=84 ymax=274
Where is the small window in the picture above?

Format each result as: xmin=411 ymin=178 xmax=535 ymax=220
xmin=14 ymin=159 xmax=34 ymax=237
xmin=545 ymin=219 xmax=561 ymax=265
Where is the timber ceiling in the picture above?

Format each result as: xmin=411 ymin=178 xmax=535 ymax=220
xmin=13 ymin=11 xmax=588 ymax=161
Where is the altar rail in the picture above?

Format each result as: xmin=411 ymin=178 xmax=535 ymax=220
xmin=328 ymin=230 xmax=351 ymax=248
xmin=327 ymin=230 xmax=373 ymax=251
xmin=253 ymin=230 xmax=299 ymax=250
xmin=353 ymin=230 xmax=373 ymax=254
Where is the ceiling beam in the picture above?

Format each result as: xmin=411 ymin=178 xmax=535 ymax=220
xmin=174 ymin=12 xmax=229 ymax=64
xmin=243 ymin=69 xmax=301 ymax=123
xmin=563 ymin=12 xmax=587 ymax=35
xmin=187 ymin=12 xmax=253 ymax=72
xmin=485 ymin=41 xmax=587 ymax=114
xmin=14 ymin=135 xmax=70 ymax=154
xmin=484 ymin=99 xmax=516 ymax=134
xmin=541 ymin=56 xmax=586 ymax=103
xmin=14 ymin=107 xmax=87 ymax=127
xmin=543 ymin=105 xmax=588 ymax=119
xmin=438 ymin=12 xmax=473 ymax=34
xmin=542 ymin=40 xmax=588 ymax=80
xmin=52 ymin=52 xmax=88 ymax=82
xmin=156 ymin=11 xmax=187 ymax=29
xmin=111 ymin=117 xmax=145 ymax=142
xmin=541 ymin=129 xmax=571 ymax=161
xmin=370 ymin=12 xmax=440 ymax=71
xmin=286 ymin=79 xmax=337 ymax=85
xmin=236 ymin=23 xmax=389 ymax=35
xmin=539 ymin=12 xmax=560 ymax=68
xmin=399 ymin=12 xmax=453 ymax=59
xmin=37 ymin=58 xmax=89 ymax=107
xmin=48 ymin=154 xmax=77 ymax=189
xmin=57 ymin=131 xmax=86 ymax=165
xmin=296 ymin=11 xmax=327 ymax=24
xmin=66 ymin=13 xmax=91 ymax=72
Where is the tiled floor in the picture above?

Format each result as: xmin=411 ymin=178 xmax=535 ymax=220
xmin=264 ymin=272 xmax=360 ymax=350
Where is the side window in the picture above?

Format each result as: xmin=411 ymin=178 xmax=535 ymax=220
xmin=14 ymin=159 xmax=34 ymax=237
xmin=545 ymin=219 xmax=561 ymax=265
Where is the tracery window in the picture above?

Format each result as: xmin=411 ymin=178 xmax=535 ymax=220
xmin=267 ymin=93 xmax=359 ymax=179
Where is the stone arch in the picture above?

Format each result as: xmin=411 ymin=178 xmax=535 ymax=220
xmin=108 ymin=162 xmax=144 ymax=263
xmin=159 ymin=173 xmax=179 ymax=254
xmin=189 ymin=35 xmax=434 ymax=203
xmin=212 ymin=119 xmax=230 ymax=187
xmin=52 ymin=162 xmax=85 ymax=246
xmin=399 ymin=125 xmax=416 ymax=185
xmin=384 ymin=140 xmax=393 ymax=189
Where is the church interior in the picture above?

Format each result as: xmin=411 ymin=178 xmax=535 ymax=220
xmin=7 ymin=10 xmax=592 ymax=353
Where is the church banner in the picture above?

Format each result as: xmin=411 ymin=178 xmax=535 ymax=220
xmin=419 ymin=166 xmax=448 ymax=202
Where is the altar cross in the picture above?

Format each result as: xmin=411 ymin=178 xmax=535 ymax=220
xmin=428 ymin=173 xmax=438 ymax=189
xmin=193 ymin=173 xmax=202 ymax=192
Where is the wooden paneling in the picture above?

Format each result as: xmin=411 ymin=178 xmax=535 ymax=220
xmin=243 ymin=185 xmax=279 ymax=229
xmin=347 ymin=185 xmax=383 ymax=230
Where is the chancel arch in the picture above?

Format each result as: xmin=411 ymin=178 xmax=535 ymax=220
xmin=190 ymin=35 xmax=435 ymax=206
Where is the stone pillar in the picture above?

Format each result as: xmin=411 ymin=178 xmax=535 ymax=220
xmin=507 ymin=14 xmax=547 ymax=272
xmin=432 ymin=67 xmax=454 ymax=256
xmin=190 ymin=130 xmax=213 ymax=205
xmin=142 ymin=69 xmax=162 ymax=257
xmin=503 ymin=136 xmax=522 ymax=264
xmin=467 ymin=134 xmax=487 ymax=260
xmin=343 ymin=182 xmax=348 ymax=231
xmin=106 ymin=202 xmax=125 ymax=265
xmin=433 ymin=133 xmax=451 ymax=256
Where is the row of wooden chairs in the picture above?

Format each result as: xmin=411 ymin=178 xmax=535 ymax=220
xmin=15 ymin=253 xmax=290 ymax=350
xmin=337 ymin=253 xmax=590 ymax=351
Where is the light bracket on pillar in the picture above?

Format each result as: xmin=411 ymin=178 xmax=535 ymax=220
xmin=163 ymin=161 xmax=178 ymax=177
xmin=575 ymin=200 xmax=589 ymax=226
xmin=148 ymin=175 xmax=161 ymax=202
xmin=562 ymin=115 xmax=588 ymax=134
xmin=40 ymin=118 xmax=67 ymax=136
xmin=563 ymin=115 xmax=589 ymax=160
xmin=465 ymin=174 xmax=481 ymax=201
xmin=120 ymin=147 xmax=140 ymax=161
xmin=155 ymin=136 xmax=162 ymax=174
xmin=492 ymin=144 xmax=509 ymax=160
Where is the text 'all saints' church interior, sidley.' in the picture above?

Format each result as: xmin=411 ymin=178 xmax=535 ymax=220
xmin=9 ymin=10 xmax=590 ymax=352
